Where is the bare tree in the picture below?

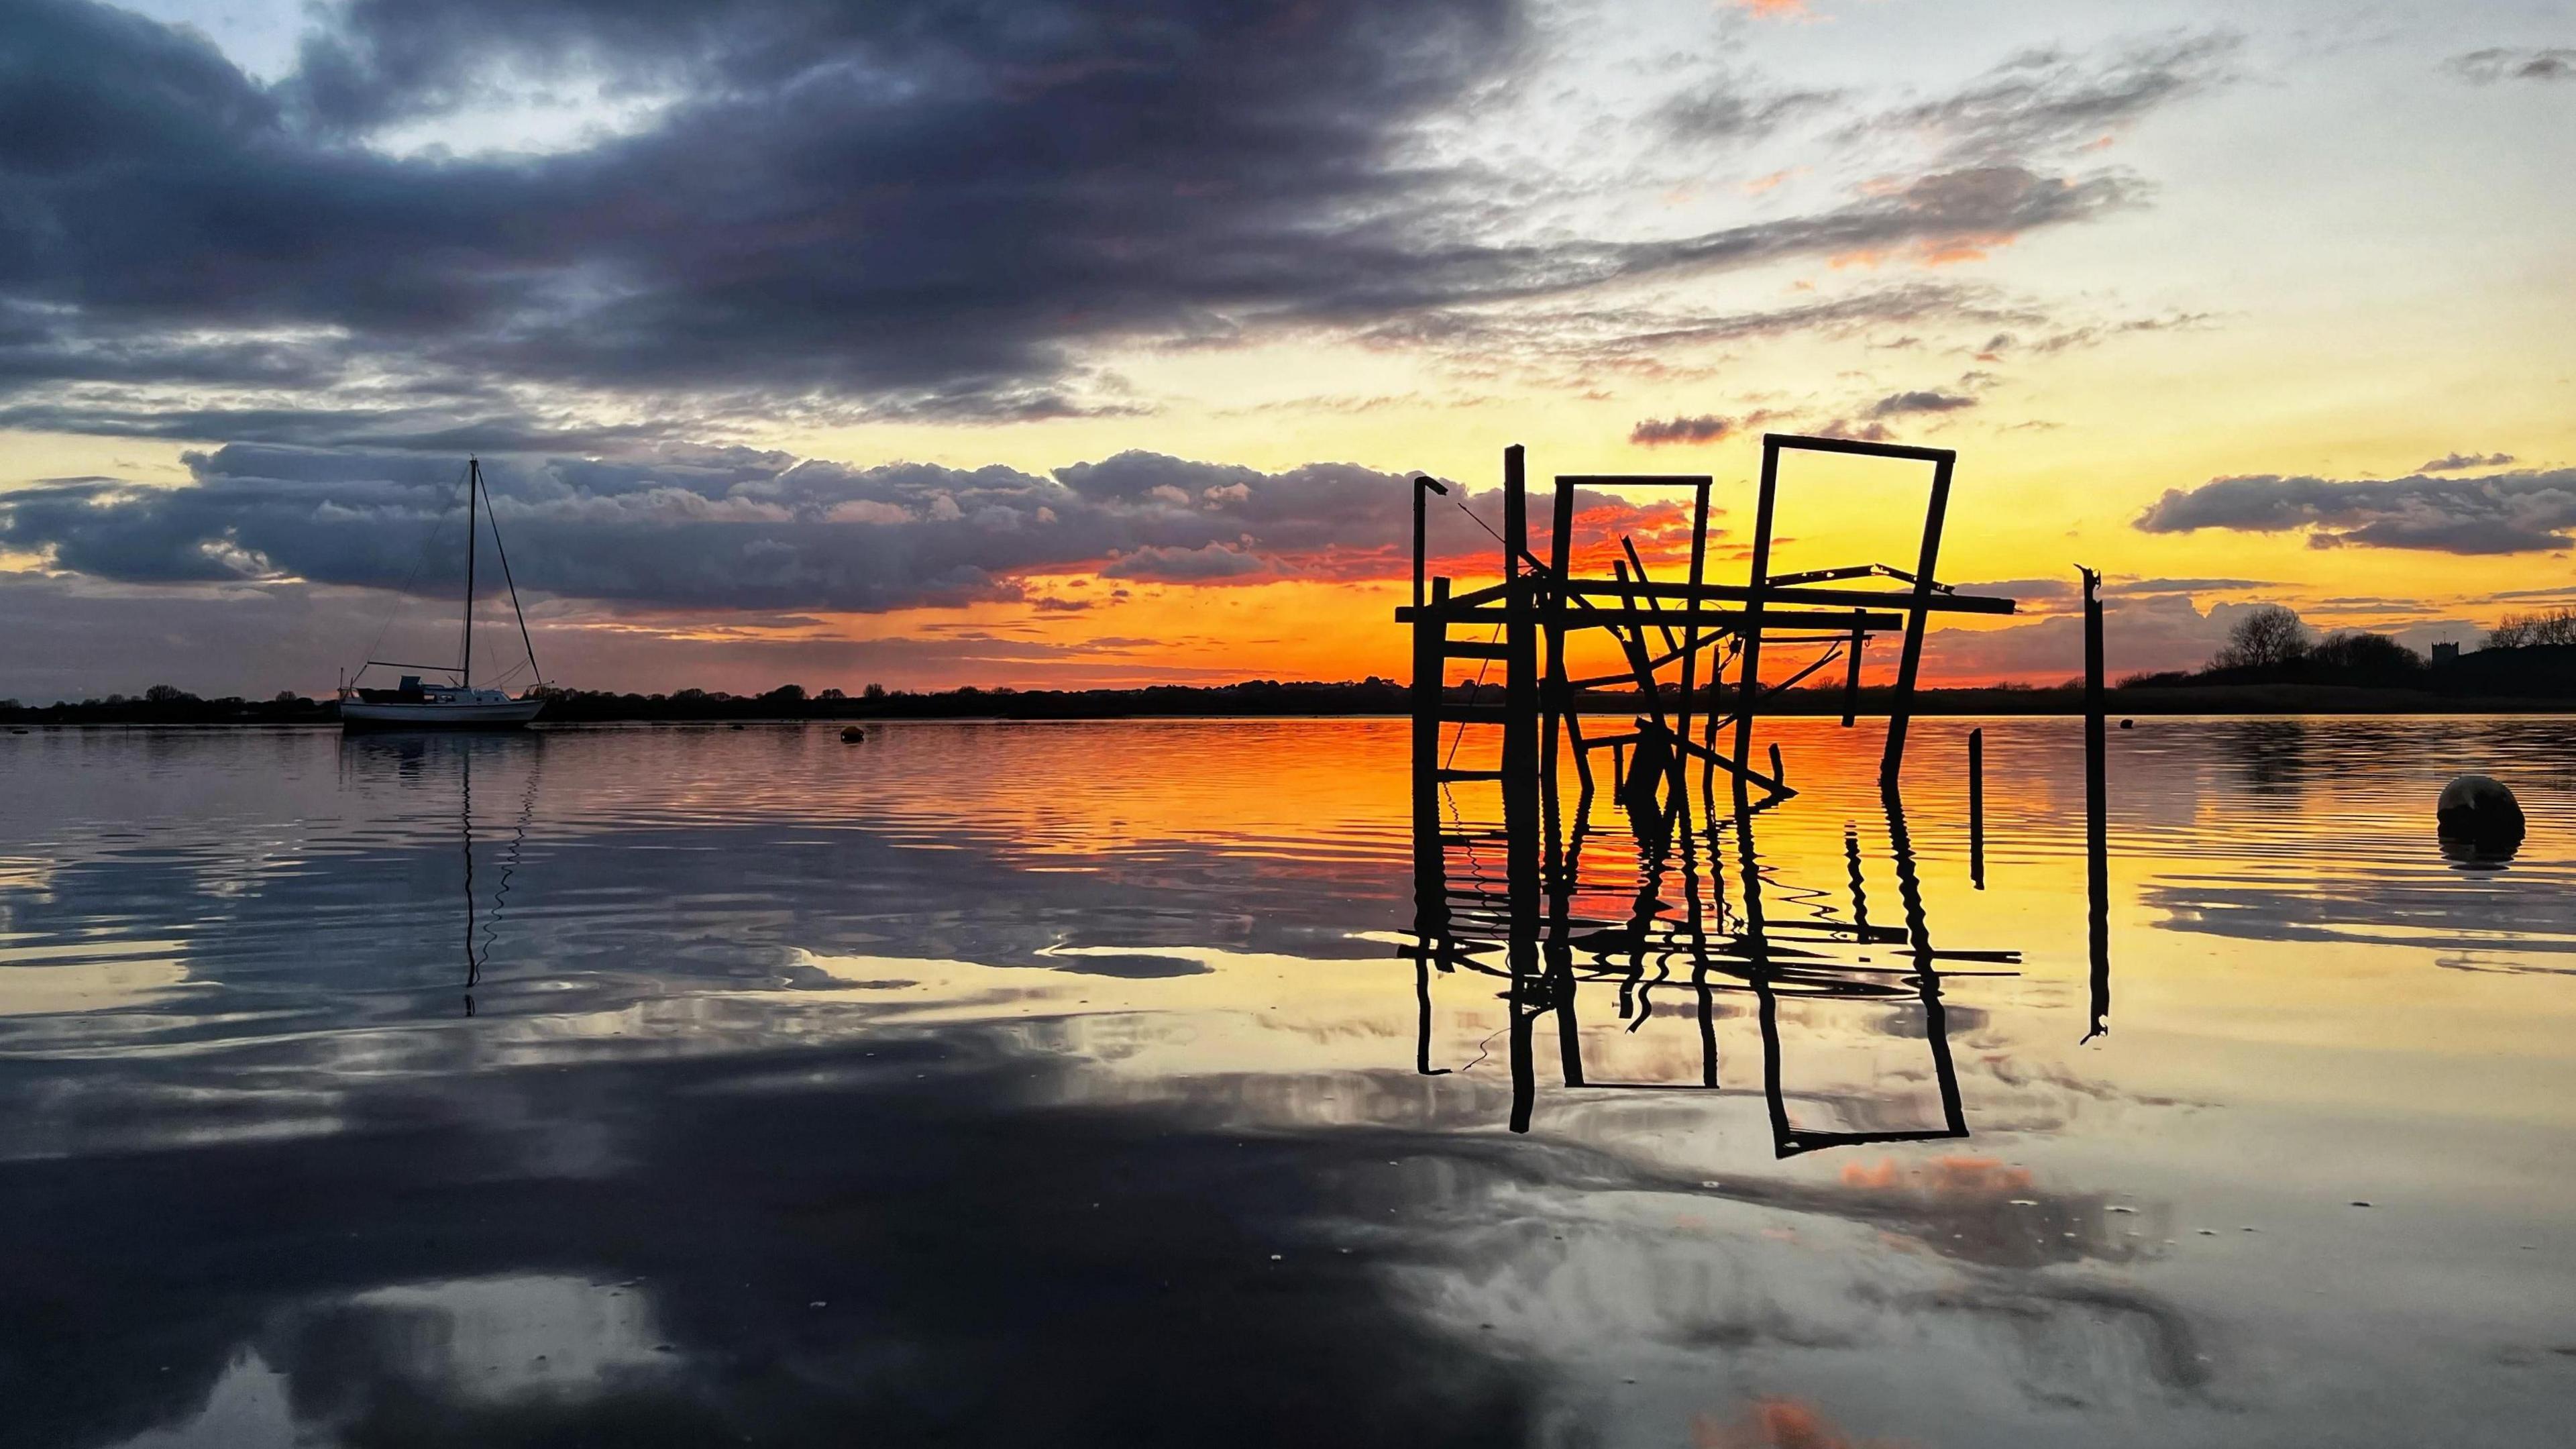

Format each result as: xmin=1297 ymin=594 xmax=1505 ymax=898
xmin=2487 ymin=606 xmax=2576 ymax=650
xmin=2309 ymin=630 xmax=2422 ymax=680
xmin=2212 ymin=604 xmax=2312 ymax=673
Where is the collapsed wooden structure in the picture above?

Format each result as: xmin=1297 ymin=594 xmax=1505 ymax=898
xmin=1399 ymin=433 xmax=2017 ymax=828
xmin=1395 ymin=434 xmax=2034 ymax=1144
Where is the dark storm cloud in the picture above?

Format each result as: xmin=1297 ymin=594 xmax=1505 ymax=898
xmin=1854 ymin=31 xmax=2242 ymax=162
xmin=0 ymin=0 xmax=1533 ymax=419
xmin=0 ymin=1 xmax=2164 ymax=440
xmin=1866 ymin=389 xmax=1977 ymax=417
xmin=2133 ymin=469 xmax=2576 ymax=554
xmin=1629 ymin=414 xmax=1735 ymax=447
xmin=2446 ymin=48 xmax=2576 ymax=83
xmin=0 ymin=443 xmax=1660 ymax=613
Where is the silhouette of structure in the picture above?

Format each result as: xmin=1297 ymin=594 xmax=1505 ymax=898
xmin=2080 ymin=565 xmax=2110 ymax=1040
xmin=1397 ymin=437 xmax=2052 ymax=1147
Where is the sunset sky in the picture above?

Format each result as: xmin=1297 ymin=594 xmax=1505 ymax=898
xmin=1 ymin=0 xmax=2569 ymax=699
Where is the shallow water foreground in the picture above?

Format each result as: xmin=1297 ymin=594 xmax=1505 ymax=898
xmin=2 ymin=716 xmax=2573 ymax=1447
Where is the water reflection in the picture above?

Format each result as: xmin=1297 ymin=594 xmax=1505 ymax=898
xmin=3 ymin=720 xmax=2575 ymax=1448
xmin=1401 ymin=744 xmax=2046 ymax=1154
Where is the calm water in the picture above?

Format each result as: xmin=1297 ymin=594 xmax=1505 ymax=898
xmin=3 ymin=717 xmax=2574 ymax=1447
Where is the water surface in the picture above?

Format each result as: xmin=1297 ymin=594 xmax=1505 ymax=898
xmin=3 ymin=717 xmax=2573 ymax=1446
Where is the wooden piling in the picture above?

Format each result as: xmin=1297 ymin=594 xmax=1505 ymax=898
xmin=1412 ymin=576 xmax=1450 ymax=928
xmin=1968 ymin=726 xmax=1984 ymax=889
xmin=2081 ymin=565 xmax=2109 ymax=1038
xmin=1879 ymin=450 xmax=1955 ymax=789
xmin=1840 ymin=627 xmax=1864 ymax=727
xmin=1731 ymin=439 xmax=1784 ymax=807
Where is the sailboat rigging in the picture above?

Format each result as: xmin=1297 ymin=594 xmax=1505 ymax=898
xmin=339 ymin=458 xmax=550 ymax=729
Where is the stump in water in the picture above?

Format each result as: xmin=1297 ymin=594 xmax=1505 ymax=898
xmin=2436 ymin=773 xmax=2524 ymax=865
xmin=1621 ymin=729 xmax=1673 ymax=820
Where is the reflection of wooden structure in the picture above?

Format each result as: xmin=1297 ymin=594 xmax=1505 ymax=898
xmin=1397 ymin=435 xmax=2027 ymax=1148
xmin=1402 ymin=763 xmax=2016 ymax=1150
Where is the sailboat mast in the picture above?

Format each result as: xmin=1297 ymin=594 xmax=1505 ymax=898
xmin=462 ymin=457 xmax=479 ymax=689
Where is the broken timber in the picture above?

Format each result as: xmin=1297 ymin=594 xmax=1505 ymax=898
xmin=1403 ymin=433 xmax=2015 ymax=833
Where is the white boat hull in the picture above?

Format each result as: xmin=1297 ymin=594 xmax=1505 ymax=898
xmin=340 ymin=698 xmax=545 ymax=729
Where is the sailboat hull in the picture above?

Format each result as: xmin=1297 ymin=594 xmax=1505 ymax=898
xmin=340 ymin=698 xmax=545 ymax=729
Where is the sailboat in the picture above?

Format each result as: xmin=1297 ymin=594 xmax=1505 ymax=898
xmin=339 ymin=458 xmax=549 ymax=729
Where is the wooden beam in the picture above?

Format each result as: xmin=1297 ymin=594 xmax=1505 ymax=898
xmin=1550 ymin=580 xmax=2015 ymax=614
xmin=1401 ymin=606 xmax=1907 ymax=633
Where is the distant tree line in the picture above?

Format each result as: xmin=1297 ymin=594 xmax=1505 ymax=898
xmin=2120 ymin=602 xmax=2576 ymax=696
xmin=0 ymin=678 xmax=1420 ymax=725
xmin=0 ymin=685 xmax=337 ymax=727
xmin=21 ymin=608 xmax=2576 ymax=727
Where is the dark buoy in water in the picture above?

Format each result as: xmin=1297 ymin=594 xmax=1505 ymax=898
xmin=841 ymin=726 xmax=866 ymax=743
xmin=2437 ymin=773 xmax=2524 ymax=867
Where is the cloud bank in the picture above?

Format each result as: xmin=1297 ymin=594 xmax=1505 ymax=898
xmin=2134 ymin=470 xmax=2576 ymax=554
xmin=0 ymin=443 xmax=1689 ymax=614
xmin=0 ymin=0 xmax=2220 ymax=445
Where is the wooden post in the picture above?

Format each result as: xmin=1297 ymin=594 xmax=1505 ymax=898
xmin=2082 ymin=564 xmax=2109 ymax=1040
xmin=1411 ymin=576 xmax=1450 ymax=930
xmin=1731 ymin=439 xmax=1784 ymax=805
xmin=1502 ymin=447 xmax=1538 ymax=929
xmin=1411 ymin=476 xmax=1429 ymax=610
xmin=1499 ymin=447 xmax=1543 ymax=1127
xmin=1676 ymin=479 xmax=1711 ymax=761
xmin=1879 ymin=449 xmax=1955 ymax=789
xmin=1840 ymin=627 xmax=1864 ymax=727
xmin=1968 ymin=726 xmax=1984 ymax=890
xmin=1542 ymin=477 xmax=1576 ymax=882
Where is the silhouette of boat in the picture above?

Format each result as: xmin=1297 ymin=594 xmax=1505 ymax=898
xmin=339 ymin=458 xmax=548 ymax=730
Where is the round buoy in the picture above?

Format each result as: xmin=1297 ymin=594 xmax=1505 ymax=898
xmin=841 ymin=725 xmax=866 ymax=743
xmin=2436 ymin=773 xmax=2524 ymax=865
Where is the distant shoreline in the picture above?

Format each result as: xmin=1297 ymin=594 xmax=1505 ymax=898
xmin=12 ymin=679 xmax=2576 ymax=727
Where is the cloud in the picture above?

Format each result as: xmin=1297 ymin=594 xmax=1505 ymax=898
xmin=0 ymin=0 xmax=1535 ymax=426
xmin=2116 ymin=576 xmax=2272 ymax=593
xmin=2418 ymin=451 xmax=2516 ymax=472
xmin=2447 ymin=48 xmax=2576 ymax=83
xmin=1852 ymin=32 xmax=2243 ymax=164
xmin=1954 ymin=577 xmax=2076 ymax=609
xmin=1922 ymin=592 xmax=2257 ymax=683
xmin=1101 ymin=543 xmax=1271 ymax=581
xmin=0 ymin=440 xmax=1685 ymax=616
xmin=2133 ymin=469 xmax=2576 ymax=553
xmin=0 ymin=443 xmax=1419 ymax=611
xmin=1656 ymin=84 xmax=1839 ymax=143
xmin=1866 ymin=389 xmax=1977 ymax=417
xmin=1629 ymin=415 xmax=1736 ymax=447
xmin=0 ymin=1 xmax=2185 ymax=445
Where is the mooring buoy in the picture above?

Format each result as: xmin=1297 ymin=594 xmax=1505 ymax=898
xmin=2436 ymin=773 xmax=2524 ymax=865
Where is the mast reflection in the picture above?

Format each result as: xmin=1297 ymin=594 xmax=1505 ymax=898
xmin=341 ymin=733 xmax=540 ymax=1017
